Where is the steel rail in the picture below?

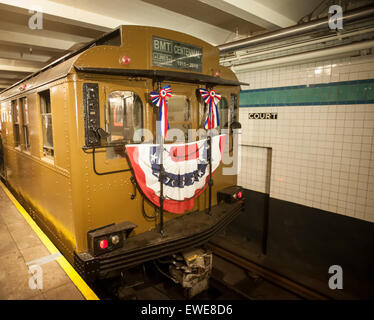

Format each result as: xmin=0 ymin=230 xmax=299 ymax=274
xmin=208 ymin=243 xmax=331 ymax=300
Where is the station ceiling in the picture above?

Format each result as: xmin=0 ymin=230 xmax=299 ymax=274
xmin=0 ymin=0 xmax=322 ymax=91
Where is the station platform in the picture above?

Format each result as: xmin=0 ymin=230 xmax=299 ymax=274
xmin=0 ymin=181 xmax=99 ymax=300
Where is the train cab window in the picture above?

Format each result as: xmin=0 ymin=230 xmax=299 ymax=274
xmin=11 ymin=100 xmax=21 ymax=148
xmin=20 ymin=97 xmax=30 ymax=151
xmin=39 ymin=90 xmax=54 ymax=158
xmin=198 ymin=96 xmax=229 ymax=132
xmin=107 ymin=91 xmax=143 ymax=144
xmin=166 ymin=95 xmax=191 ymax=140
xmin=218 ymin=97 xmax=229 ymax=130
xmin=230 ymin=94 xmax=238 ymax=124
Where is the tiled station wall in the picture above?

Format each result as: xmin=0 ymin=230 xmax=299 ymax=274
xmin=236 ymin=53 xmax=374 ymax=223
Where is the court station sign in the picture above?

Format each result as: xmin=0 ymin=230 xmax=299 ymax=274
xmin=248 ymin=112 xmax=278 ymax=119
xmin=152 ymin=36 xmax=202 ymax=72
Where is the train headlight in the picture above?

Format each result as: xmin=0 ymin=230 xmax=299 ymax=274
xmin=111 ymin=235 xmax=120 ymax=245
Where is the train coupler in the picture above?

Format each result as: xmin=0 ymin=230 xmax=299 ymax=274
xmin=168 ymin=247 xmax=213 ymax=298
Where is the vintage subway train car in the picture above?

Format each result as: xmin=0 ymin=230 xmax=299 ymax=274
xmin=0 ymin=26 xmax=244 ymax=282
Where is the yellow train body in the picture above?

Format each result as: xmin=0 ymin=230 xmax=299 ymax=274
xmin=0 ymin=26 xmax=242 ymax=278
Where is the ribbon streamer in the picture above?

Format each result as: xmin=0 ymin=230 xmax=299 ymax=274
xmin=199 ymin=88 xmax=221 ymax=129
xmin=150 ymin=85 xmax=172 ymax=138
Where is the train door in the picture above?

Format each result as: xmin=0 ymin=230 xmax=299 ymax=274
xmin=0 ymin=130 xmax=4 ymax=179
xmin=162 ymin=83 xmax=198 ymax=143
xmin=0 ymin=102 xmax=7 ymax=180
xmin=206 ymin=87 xmax=238 ymax=151
xmin=154 ymin=82 xmax=232 ymax=143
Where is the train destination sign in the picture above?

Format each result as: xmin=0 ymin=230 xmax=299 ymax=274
xmin=152 ymin=36 xmax=202 ymax=72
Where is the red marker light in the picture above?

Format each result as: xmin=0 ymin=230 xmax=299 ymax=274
xmin=237 ymin=191 xmax=242 ymax=199
xmin=99 ymin=239 xmax=108 ymax=249
xmin=120 ymin=55 xmax=131 ymax=65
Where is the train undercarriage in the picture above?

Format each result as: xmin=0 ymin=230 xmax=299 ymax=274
xmin=74 ymin=196 xmax=244 ymax=297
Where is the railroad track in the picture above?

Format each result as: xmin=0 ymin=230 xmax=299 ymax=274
xmin=95 ymin=259 xmax=248 ymax=300
xmin=93 ymin=243 xmax=330 ymax=300
xmin=207 ymin=243 xmax=330 ymax=300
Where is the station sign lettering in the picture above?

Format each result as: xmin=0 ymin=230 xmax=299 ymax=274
xmin=248 ymin=112 xmax=278 ymax=120
xmin=152 ymin=36 xmax=202 ymax=72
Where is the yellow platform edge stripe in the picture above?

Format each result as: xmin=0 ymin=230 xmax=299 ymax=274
xmin=0 ymin=181 xmax=99 ymax=300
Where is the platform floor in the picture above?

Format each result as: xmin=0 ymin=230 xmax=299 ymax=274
xmin=0 ymin=184 xmax=90 ymax=300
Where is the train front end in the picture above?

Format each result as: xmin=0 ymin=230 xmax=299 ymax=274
xmin=72 ymin=26 xmax=245 ymax=288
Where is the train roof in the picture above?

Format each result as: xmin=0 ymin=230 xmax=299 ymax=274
xmin=0 ymin=26 xmax=244 ymax=101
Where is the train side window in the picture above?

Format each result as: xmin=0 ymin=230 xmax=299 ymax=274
xmin=20 ymin=97 xmax=30 ymax=151
xmin=107 ymin=91 xmax=143 ymax=144
xmin=39 ymin=90 xmax=54 ymax=158
xmin=11 ymin=100 xmax=21 ymax=148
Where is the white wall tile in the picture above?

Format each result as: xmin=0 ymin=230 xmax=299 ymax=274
xmin=237 ymin=53 xmax=374 ymax=223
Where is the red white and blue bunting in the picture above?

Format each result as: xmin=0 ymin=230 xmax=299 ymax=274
xmin=199 ymin=88 xmax=221 ymax=130
xmin=126 ymin=134 xmax=226 ymax=214
xmin=150 ymin=85 xmax=172 ymax=138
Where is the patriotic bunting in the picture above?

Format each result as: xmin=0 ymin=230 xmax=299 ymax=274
xmin=199 ymin=88 xmax=221 ymax=130
xmin=126 ymin=134 xmax=226 ymax=213
xmin=150 ymin=85 xmax=172 ymax=138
